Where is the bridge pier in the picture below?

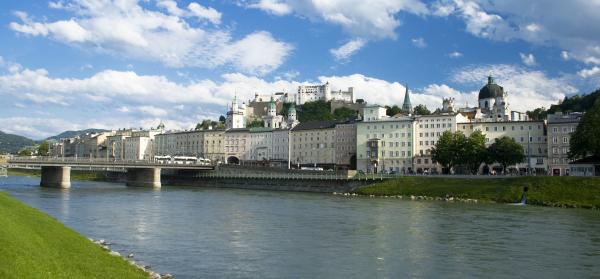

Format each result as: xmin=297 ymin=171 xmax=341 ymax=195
xmin=40 ymin=166 xmax=71 ymax=188
xmin=126 ymin=168 xmax=161 ymax=188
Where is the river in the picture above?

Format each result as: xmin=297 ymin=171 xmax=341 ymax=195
xmin=1 ymin=176 xmax=599 ymax=278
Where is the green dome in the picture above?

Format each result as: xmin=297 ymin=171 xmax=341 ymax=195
xmin=478 ymin=75 xmax=504 ymax=99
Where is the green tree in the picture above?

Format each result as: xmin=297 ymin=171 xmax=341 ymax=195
xmin=526 ymin=107 xmax=548 ymax=120
xmin=413 ymin=104 xmax=431 ymax=115
xmin=298 ymin=100 xmax=333 ymax=122
xmin=569 ymin=99 xmax=600 ymax=158
xmin=279 ymin=102 xmax=293 ymax=118
xmin=37 ymin=141 xmax=49 ymax=156
xmin=462 ymin=130 xmax=487 ymax=174
xmin=18 ymin=149 xmax=32 ymax=156
xmin=487 ymin=136 xmax=525 ymax=173
xmin=196 ymin=119 xmax=212 ymax=130
xmin=247 ymin=119 xmax=265 ymax=128
xmin=386 ymin=105 xmax=402 ymax=116
xmin=333 ymin=107 xmax=357 ymax=121
xmin=431 ymin=131 xmax=467 ymax=173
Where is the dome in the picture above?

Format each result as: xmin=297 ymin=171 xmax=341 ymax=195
xmin=478 ymin=75 xmax=504 ymax=99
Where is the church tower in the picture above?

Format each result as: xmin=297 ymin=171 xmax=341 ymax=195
xmin=287 ymin=103 xmax=299 ymax=128
xmin=402 ymin=85 xmax=412 ymax=114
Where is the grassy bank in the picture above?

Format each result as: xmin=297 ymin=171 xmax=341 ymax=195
xmin=0 ymin=191 xmax=147 ymax=278
xmin=357 ymin=176 xmax=600 ymax=209
xmin=8 ymin=168 xmax=106 ymax=181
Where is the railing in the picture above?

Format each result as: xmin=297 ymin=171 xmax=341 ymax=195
xmin=7 ymin=156 xmax=214 ymax=168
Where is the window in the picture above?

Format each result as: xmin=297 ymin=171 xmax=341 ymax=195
xmin=563 ymin=137 xmax=568 ymax=143
xmin=485 ymin=127 xmax=489 ymax=131
xmin=553 ymin=137 xmax=557 ymax=143
xmin=553 ymin=127 xmax=558 ymax=133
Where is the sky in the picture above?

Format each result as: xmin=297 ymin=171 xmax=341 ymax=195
xmin=1 ymin=0 xmax=599 ymax=140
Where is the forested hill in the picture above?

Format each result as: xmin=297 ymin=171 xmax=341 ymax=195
xmin=0 ymin=131 xmax=35 ymax=154
xmin=46 ymin=128 xmax=108 ymax=141
xmin=527 ymin=88 xmax=600 ymax=120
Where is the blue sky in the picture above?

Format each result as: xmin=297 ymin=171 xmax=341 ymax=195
xmin=1 ymin=0 xmax=599 ymax=139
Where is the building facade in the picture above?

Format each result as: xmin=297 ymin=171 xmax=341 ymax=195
xmin=547 ymin=112 xmax=583 ymax=176
xmin=296 ymin=82 xmax=354 ymax=105
xmin=290 ymin=121 xmax=337 ymax=168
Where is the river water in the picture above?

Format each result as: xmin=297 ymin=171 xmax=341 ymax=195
xmin=1 ymin=176 xmax=600 ymax=278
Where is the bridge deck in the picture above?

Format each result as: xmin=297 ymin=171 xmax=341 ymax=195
xmin=8 ymin=158 xmax=215 ymax=170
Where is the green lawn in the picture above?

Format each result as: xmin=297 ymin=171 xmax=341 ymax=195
xmin=357 ymin=176 xmax=600 ymax=209
xmin=0 ymin=192 xmax=148 ymax=279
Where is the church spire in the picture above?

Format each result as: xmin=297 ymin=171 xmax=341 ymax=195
xmin=402 ymin=84 xmax=412 ymax=113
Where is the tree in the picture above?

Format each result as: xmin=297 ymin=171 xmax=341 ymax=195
xmin=333 ymin=107 xmax=358 ymax=121
xmin=413 ymin=104 xmax=431 ymax=115
xmin=279 ymin=102 xmax=293 ymax=118
xmin=487 ymin=136 xmax=525 ymax=173
xmin=247 ymin=119 xmax=264 ymax=128
xmin=196 ymin=119 xmax=212 ymax=130
xmin=431 ymin=131 xmax=467 ymax=173
xmin=218 ymin=115 xmax=226 ymax=123
xmin=18 ymin=149 xmax=32 ymax=156
xmin=298 ymin=100 xmax=333 ymax=122
xmin=569 ymin=99 xmax=600 ymax=158
xmin=386 ymin=105 xmax=401 ymax=116
xmin=37 ymin=141 xmax=49 ymax=156
xmin=526 ymin=107 xmax=548 ymax=120
xmin=462 ymin=130 xmax=487 ymax=174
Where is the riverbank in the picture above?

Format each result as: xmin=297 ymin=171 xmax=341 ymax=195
xmin=0 ymin=191 xmax=149 ymax=278
xmin=8 ymin=168 xmax=107 ymax=181
xmin=356 ymin=176 xmax=600 ymax=209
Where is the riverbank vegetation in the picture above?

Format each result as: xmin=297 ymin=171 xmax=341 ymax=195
xmin=357 ymin=176 xmax=600 ymax=209
xmin=8 ymin=168 xmax=106 ymax=181
xmin=0 ymin=192 xmax=147 ymax=278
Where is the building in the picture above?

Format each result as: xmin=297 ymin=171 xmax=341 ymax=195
xmin=226 ymin=96 xmax=247 ymax=129
xmin=263 ymin=97 xmax=286 ymax=129
xmin=335 ymin=121 xmax=357 ymax=169
xmin=290 ymin=121 xmax=337 ymax=168
xmin=123 ymin=136 xmax=153 ymax=160
xmin=224 ymin=128 xmax=251 ymax=164
xmin=154 ymin=130 xmax=205 ymax=158
xmin=413 ymin=113 xmax=468 ymax=174
xmin=357 ymin=105 xmax=415 ymax=173
xmin=477 ymin=75 xmax=510 ymax=121
xmin=296 ymin=82 xmax=354 ymax=105
xmin=547 ymin=112 xmax=583 ymax=176
xmin=202 ymin=129 xmax=225 ymax=163
xmin=569 ymin=156 xmax=600 ymax=176
xmin=459 ymin=121 xmax=547 ymax=174
xmin=247 ymin=127 xmax=290 ymax=167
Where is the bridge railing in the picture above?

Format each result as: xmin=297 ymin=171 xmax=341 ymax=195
xmin=7 ymin=156 xmax=213 ymax=168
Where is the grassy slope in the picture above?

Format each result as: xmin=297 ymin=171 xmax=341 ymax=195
xmin=0 ymin=192 xmax=147 ymax=279
xmin=357 ymin=176 xmax=600 ymax=209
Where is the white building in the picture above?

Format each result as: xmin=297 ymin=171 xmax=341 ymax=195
xmin=296 ymin=82 xmax=354 ymax=105
xmin=226 ymin=96 xmax=247 ymax=129
xmin=123 ymin=136 xmax=153 ymax=160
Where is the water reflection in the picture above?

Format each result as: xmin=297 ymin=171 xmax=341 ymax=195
xmin=1 ymin=176 xmax=599 ymax=279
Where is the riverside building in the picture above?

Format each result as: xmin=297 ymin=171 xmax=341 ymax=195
xmin=547 ymin=112 xmax=583 ymax=176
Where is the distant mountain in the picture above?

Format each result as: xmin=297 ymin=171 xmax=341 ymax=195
xmin=46 ymin=128 xmax=108 ymax=141
xmin=0 ymin=131 xmax=36 ymax=154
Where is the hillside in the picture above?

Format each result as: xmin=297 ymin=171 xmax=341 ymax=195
xmin=0 ymin=131 xmax=35 ymax=154
xmin=46 ymin=128 xmax=108 ymax=141
xmin=549 ymin=88 xmax=600 ymax=113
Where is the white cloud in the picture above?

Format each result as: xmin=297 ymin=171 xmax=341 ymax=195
xmin=448 ymin=51 xmax=463 ymax=58
xmin=434 ymin=0 xmax=600 ymax=65
xmin=247 ymin=0 xmax=292 ymax=16
xmin=244 ymin=0 xmax=429 ymax=39
xmin=561 ymin=51 xmax=570 ymax=61
xmin=411 ymin=37 xmax=427 ymax=48
xmin=578 ymin=66 xmax=600 ymax=78
xmin=9 ymin=0 xmax=291 ymax=75
xmin=138 ymin=106 xmax=168 ymax=117
xmin=519 ymin=52 xmax=536 ymax=66
xmin=330 ymin=39 xmax=366 ymax=61
xmin=187 ymin=2 xmax=222 ymax=25
xmin=451 ymin=64 xmax=576 ymax=111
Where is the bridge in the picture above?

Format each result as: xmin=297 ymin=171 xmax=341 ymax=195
xmin=7 ymin=157 xmax=215 ymax=188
